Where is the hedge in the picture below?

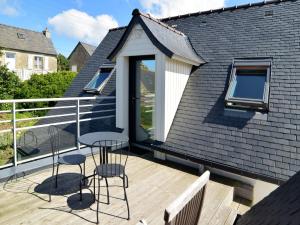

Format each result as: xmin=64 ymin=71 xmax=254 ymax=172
xmin=0 ymin=66 xmax=76 ymax=111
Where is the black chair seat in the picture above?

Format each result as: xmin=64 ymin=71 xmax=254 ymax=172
xmin=95 ymin=164 xmax=125 ymax=177
xmin=58 ymin=154 xmax=86 ymax=165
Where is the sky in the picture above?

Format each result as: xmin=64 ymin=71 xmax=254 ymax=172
xmin=0 ymin=0 xmax=261 ymax=57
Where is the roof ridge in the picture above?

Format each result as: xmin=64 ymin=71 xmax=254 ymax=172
xmin=137 ymin=10 xmax=186 ymax=36
xmin=109 ymin=0 xmax=294 ymax=32
xmin=0 ymin=23 xmax=45 ymax=35
xmin=160 ymin=0 xmax=292 ymax=22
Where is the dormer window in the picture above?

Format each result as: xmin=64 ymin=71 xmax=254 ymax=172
xmin=225 ymin=59 xmax=271 ymax=111
xmin=84 ymin=65 xmax=115 ymax=93
xmin=17 ymin=33 xmax=25 ymax=39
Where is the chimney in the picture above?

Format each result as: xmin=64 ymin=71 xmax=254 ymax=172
xmin=43 ymin=27 xmax=51 ymax=38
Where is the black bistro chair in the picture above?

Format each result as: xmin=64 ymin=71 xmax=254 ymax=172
xmin=48 ymin=126 xmax=86 ymax=201
xmin=91 ymin=139 xmax=130 ymax=224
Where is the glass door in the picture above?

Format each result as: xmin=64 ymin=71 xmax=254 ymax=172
xmin=129 ymin=56 xmax=156 ymax=143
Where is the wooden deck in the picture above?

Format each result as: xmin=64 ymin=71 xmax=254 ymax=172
xmin=0 ymin=153 xmax=249 ymax=225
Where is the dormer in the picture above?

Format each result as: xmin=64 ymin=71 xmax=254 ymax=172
xmin=108 ymin=9 xmax=205 ymax=142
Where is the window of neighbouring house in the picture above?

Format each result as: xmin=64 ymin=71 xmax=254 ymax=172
xmin=5 ymin=52 xmax=16 ymax=70
xmin=225 ymin=59 xmax=271 ymax=111
xmin=71 ymin=65 xmax=77 ymax=72
xmin=34 ymin=56 xmax=43 ymax=70
xmin=84 ymin=65 xmax=115 ymax=93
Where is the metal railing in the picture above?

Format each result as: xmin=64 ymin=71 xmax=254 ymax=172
xmin=0 ymin=96 xmax=116 ymax=171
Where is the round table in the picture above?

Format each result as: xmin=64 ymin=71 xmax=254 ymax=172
xmin=78 ymin=132 xmax=129 ymax=147
xmin=77 ymin=131 xmax=129 ymax=198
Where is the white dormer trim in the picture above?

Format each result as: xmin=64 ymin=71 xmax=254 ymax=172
xmin=116 ymin=24 xmax=193 ymax=142
xmin=172 ymin=54 xmax=200 ymax=66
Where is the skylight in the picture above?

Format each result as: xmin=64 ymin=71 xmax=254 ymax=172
xmin=17 ymin=33 xmax=25 ymax=39
xmin=225 ymin=59 xmax=271 ymax=111
xmin=84 ymin=66 xmax=115 ymax=93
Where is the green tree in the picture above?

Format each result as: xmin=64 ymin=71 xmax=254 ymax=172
xmin=0 ymin=66 xmax=22 ymax=109
xmin=57 ymin=54 xmax=70 ymax=71
xmin=0 ymin=47 xmax=3 ymax=56
xmin=17 ymin=71 xmax=76 ymax=113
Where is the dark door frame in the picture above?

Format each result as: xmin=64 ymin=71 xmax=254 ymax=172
xmin=128 ymin=55 xmax=155 ymax=143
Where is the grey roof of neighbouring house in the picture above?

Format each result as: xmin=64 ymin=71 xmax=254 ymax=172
xmin=65 ymin=0 xmax=300 ymax=183
xmin=0 ymin=24 xmax=57 ymax=56
xmin=81 ymin=42 xmax=97 ymax=56
xmin=108 ymin=9 xmax=204 ymax=65
xmin=236 ymin=171 xmax=300 ymax=225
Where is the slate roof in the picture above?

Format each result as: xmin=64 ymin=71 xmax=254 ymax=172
xmin=236 ymin=171 xmax=300 ymax=225
xmin=81 ymin=42 xmax=96 ymax=56
xmin=108 ymin=9 xmax=204 ymax=65
xmin=0 ymin=24 xmax=57 ymax=56
xmin=65 ymin=0 xmax=300 ymax=182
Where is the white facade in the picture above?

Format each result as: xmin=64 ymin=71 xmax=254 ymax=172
xmin=115 ymin=24 xmax=193 ymax=142
xmin=3 ymin=50 xmax=53 ymax=81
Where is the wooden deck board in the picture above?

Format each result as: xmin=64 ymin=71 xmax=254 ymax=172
xmin=0 ymin=153 xmax=250 ymax=225
xmin=0 ymin=154 xmax=198 ymax=225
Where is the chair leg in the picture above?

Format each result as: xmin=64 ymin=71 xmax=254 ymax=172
xmin=125 ymin=174 xmax=129 ymax=188
xmin=105 ymin=178 xmax=110 ymax=204
xmin=96 ymin=178 xmax=101 ymax=224
xmin=78 ymin=164 xmax=83 ymax=201
xmin=49 ymin=164 xmax=55 ymax=202
xmin=55 ymin=164 xmax=59 ymax=188
xmin=93 ymin=173 xmax=96 ymax=203
xmin=123 ymin=177 xmax=130 ymax=220
xmin=83 ymin=161 xmax=86 ymax=177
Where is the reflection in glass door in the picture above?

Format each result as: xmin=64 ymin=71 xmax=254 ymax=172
xmin=134 ymin=59 xmax=156 ymax=142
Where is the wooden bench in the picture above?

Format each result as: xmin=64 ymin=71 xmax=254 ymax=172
xmin=137 ymin=171 xmax=210 ymax=225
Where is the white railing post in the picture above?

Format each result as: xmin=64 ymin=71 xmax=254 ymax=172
xmin=76 ymin=99 xmax=80 ymax=150
xmin=12 ymin=102 xmax=17 ymax=168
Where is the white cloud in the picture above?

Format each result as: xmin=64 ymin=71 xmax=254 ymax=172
xmin=0 ymin=0 xmax=19 ymax=16
xmin=139 ymin=0 xmax=225 ymax=18
xmin=48 ymin=9 xmax=119 ymax=45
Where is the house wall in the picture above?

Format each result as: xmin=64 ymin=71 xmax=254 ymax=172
xmin=15 ymin=51 xmax=28 ymax=69
xmin=163 ymin=58 xmax=192 ymax=140
xmin=69 ymin=44 xmax=90 ymax=72
xmin=1 ymin=49 xmax=57 ymax=80
xmin=0 ymin=53 xmax=4 ymax=66
xmin=48 ymin=56 xmax=57 ymax=72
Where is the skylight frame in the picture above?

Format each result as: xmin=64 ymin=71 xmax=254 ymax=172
xmin=225 ymin=59 xmax=271 ymax=111
xmin=84 ymin=66 xmax=115 ymax=94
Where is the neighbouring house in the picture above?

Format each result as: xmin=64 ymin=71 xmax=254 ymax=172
xmin=68 ymin=42 xmax=96 ymax=72
xmin=0 ymin=24 xmax=57 ymax=81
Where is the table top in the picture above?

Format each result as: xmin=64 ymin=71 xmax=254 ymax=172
xmin=78 ymin=132 xmax=129 ymax=147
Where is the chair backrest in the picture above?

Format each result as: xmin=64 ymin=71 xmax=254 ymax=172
xmin=18 ymin=130 xmax=37 ymax=148
xmin=48 ymin=126 xmax=60 ymax=159
xmin=164 ymin=171 xmax=210 ymax=225
xmin=91 ymin=139 xmax=129 ymax=175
